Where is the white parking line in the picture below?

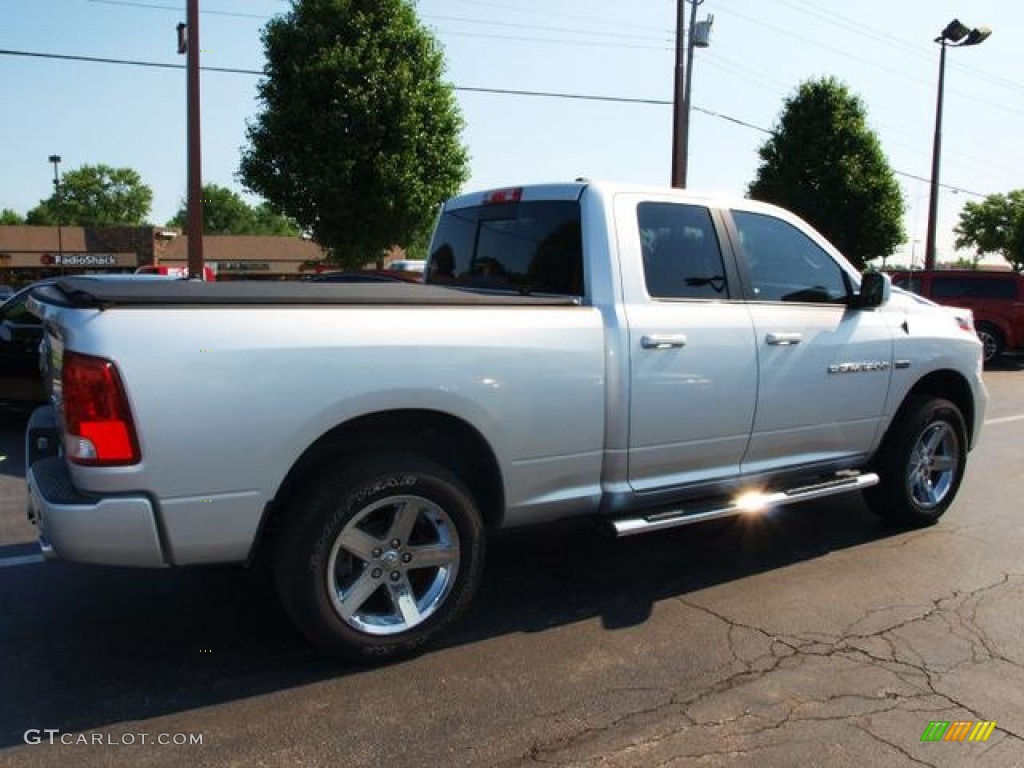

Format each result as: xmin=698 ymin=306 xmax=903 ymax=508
xmin=985 ymin=414 xmax=1024 ymax=426
xmin=0 ymin=553 xmax=45 ymax=569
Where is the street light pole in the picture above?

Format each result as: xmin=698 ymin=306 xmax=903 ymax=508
xmin=924 ymin=19 xmax=991 ymax=271
xmin=48 ymin=154 xmax=64 ymax=275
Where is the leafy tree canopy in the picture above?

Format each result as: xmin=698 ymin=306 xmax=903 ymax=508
xmin=167 ymin=183 xmax=300 ymax=236
xmin=955 ymin=190 xmax=1024 ymax=273
xmin=26 ymin=164 xmax=152 ymax=226
xmin=239 ymin=0 xmax=469 ymax=269
xmin=748 ymin=77 xmax=904 ymax=270
xmin=0 ymin=208 xmax=25 ymax=225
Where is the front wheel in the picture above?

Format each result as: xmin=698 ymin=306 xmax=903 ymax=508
xmin=864 ymin=396 xmax=967 ymax=527
xmin=976 ymin=323 xmax=1004 ymax=365
xmin=273 ymin=454 xmax=485 ymax=661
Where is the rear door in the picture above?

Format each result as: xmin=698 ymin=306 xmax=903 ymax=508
xmin=618 ymin=196 xmax=758 ymax=492
xmin=726 ymin=208 xmax=894 ymax=474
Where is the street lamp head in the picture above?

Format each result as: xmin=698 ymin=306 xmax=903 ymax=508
xmin=940 ymin=19 xmax=970 ymax=44
xmin=963 ymin=26 xmax=992 ymax=47
xmin=48 ymin=154 xmax=61 ymax=164
xmin=937 ymin=19 xmax=992 ymax=47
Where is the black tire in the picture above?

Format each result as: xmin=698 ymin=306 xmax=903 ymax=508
xmin=864 ymin=396 xmax=967 ymax=527
xmin=976 ymin=323 xmax=1004 ymax=365
xmin=273 ymin=454 xmax=485 ymax=661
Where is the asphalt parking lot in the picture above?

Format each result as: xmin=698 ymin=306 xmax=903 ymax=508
xmin=2 ymin=362 xmax=1023 ymax=767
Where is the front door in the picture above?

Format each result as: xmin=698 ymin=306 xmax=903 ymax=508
xmin=728 ymin=209 xmax=893 ymax=475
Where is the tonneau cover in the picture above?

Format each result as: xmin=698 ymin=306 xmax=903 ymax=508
xmin=34 ymin=277 xmax=579 ymax=308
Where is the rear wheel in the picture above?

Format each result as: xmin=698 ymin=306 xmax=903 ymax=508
xmin=976 ymin=323 xmax=1003 ymax=364
xmin=273 ymin=454 xmax=485 ymax=661
xmin=864 ymin=396 xmax=967 ymax=527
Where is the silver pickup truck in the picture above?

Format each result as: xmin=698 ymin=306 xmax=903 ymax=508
xmin=25 ymin=181 xmax=987 ymax=660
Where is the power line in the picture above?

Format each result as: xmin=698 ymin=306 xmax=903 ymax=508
xmin=86 ymin=0 xmax=268 ymax=19
xmin=446 ymin=0 xmax=670 ymax=36
xmin=87 ymin=0 xmax=673 ymax=50
xmin=1 ymin=47 xmax=259 ymax=75
xmin=0 ymin=47 xmax=990 ymax=197
xmin=437 ymin=30 xmax=670 ymax=52
xmin=457 ymin=85 xmax=669 ymax=107
xmin=715 ymin=2 xmax=1024 ymax=121
xmin=425 ymin=14 xmax=670 ymax=44
xmin=764 ymin=0 xmax=1024 ymax=98
xmin=701 ymin=48 xmax=1024 ymax=184
xmin=87 ymin=0 xmax=672 ymax=42
xmin=85 ymin=0 xmax=1024 ymax=102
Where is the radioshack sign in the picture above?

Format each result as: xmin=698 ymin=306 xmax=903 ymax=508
xmin=40 ymin=253 xmax=119 ymax=267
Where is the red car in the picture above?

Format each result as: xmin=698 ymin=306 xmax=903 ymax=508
xmin=889 ymin=269 xmax=1024 ymax=363
xmin=136 ymin=264 xmax=217 ymax=281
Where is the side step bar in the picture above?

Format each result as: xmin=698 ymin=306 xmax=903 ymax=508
xmin=612 ymin=472 xmax=880 ymax=537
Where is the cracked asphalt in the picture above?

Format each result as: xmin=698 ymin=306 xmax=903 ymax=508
xmin=2 ymin=364 xmax=1023 ymax=767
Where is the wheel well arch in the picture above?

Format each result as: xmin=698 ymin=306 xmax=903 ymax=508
xmin=892 ymin=369 xmax=977 ymax=446
xmin=262 ymin=410 xmax=505 ymax=549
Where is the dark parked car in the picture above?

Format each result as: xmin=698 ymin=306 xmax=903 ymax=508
xmin=305 ymin=271 xmax=404 ymax=283
xmin=889 ymin=269 xmax=1024 ymax=363
xmin=1 ymin=275 xmax=174 ymax=410
xmin=0 ymin=281 xmax=51 ymax=409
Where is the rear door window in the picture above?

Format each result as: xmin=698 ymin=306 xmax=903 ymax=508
xmin=932 ymin=277 xmax=1017 ymax=300
xmin=426 ymin=201 xmax=583 ymax=296
xmin=637 ymin=202 xmax=729 ymax=299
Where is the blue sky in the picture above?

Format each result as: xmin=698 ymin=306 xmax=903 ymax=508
xmin=2 ymin=0 xmax=1021 ymax=266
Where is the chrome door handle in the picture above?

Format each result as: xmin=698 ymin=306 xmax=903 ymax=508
xmin=641 ymin=334 xmax=688 ymax=349
xmin=766 ymin=332 xmax=803 ymax=346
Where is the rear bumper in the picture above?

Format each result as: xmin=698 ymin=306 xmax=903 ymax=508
xmin=25 ymin=408 xmax=167 ymax=568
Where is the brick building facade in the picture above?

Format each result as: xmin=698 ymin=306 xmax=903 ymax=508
xmin=0 ymin=225 xmax=330 ymax=287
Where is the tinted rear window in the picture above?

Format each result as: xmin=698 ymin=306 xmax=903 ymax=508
xmin=638 ymin=202 xmax=729 ymax=299
xmin=425 ymin=201 xmax=583 ymax=296
xmin=932 ymin=277 xmax=1017 ymax=300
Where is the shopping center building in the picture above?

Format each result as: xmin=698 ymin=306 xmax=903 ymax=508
xmin=0 ymin=225 xmax=331 ymax=286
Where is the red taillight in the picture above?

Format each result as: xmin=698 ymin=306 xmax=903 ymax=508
xmin=61 ymin=351 xmax=140 ymax=466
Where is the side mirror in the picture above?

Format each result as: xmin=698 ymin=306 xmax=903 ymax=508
xmin=0 ymin=321 xmax=12 ymax=343
xmin=856 ymin=271 xmax=890 ymax=309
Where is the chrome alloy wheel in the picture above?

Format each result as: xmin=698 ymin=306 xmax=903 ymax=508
xmin=906 ymin=421 xmax=960 ymax=510
xmin=325 ymin=495 xmax=460 ymax=636
xmin=978 ymin=329 xmax=999 ymax=363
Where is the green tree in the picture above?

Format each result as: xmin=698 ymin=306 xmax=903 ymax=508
xmin=167 ymin=183 xmax=301 ymax=236
xmin=251 ymin=202 xmax=302 ymax=236
xmin=748 ymin=77 xmax=904 ymax=270
xmin=0 ymin=208 xmax=25 ymax=225
xmin=26 ymin=164 xmax=152 ymax=226
xmin=955 ymin=190 xmax=1024 ymax=273
xmin=239 ymin=0 xmax=469 ymax=268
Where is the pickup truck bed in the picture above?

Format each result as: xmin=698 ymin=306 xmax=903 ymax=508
xmin=35 ymin=277 xmax=578 ymax=307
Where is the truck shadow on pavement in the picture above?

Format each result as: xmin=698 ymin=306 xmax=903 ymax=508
xmin=986 ymin=356 xmax=1024 ymax=372
xmin=0 ymin=493 xmax=903 ymax=749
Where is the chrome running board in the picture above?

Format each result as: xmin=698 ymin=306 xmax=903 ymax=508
xmin=611 ymin=472 xmax=880 ymax=537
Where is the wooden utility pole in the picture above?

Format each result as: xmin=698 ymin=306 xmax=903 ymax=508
xmin=181 ymin=0 xmax=204 ymax=278
xmin=670 ymin=0 xmax=688 ymax=188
